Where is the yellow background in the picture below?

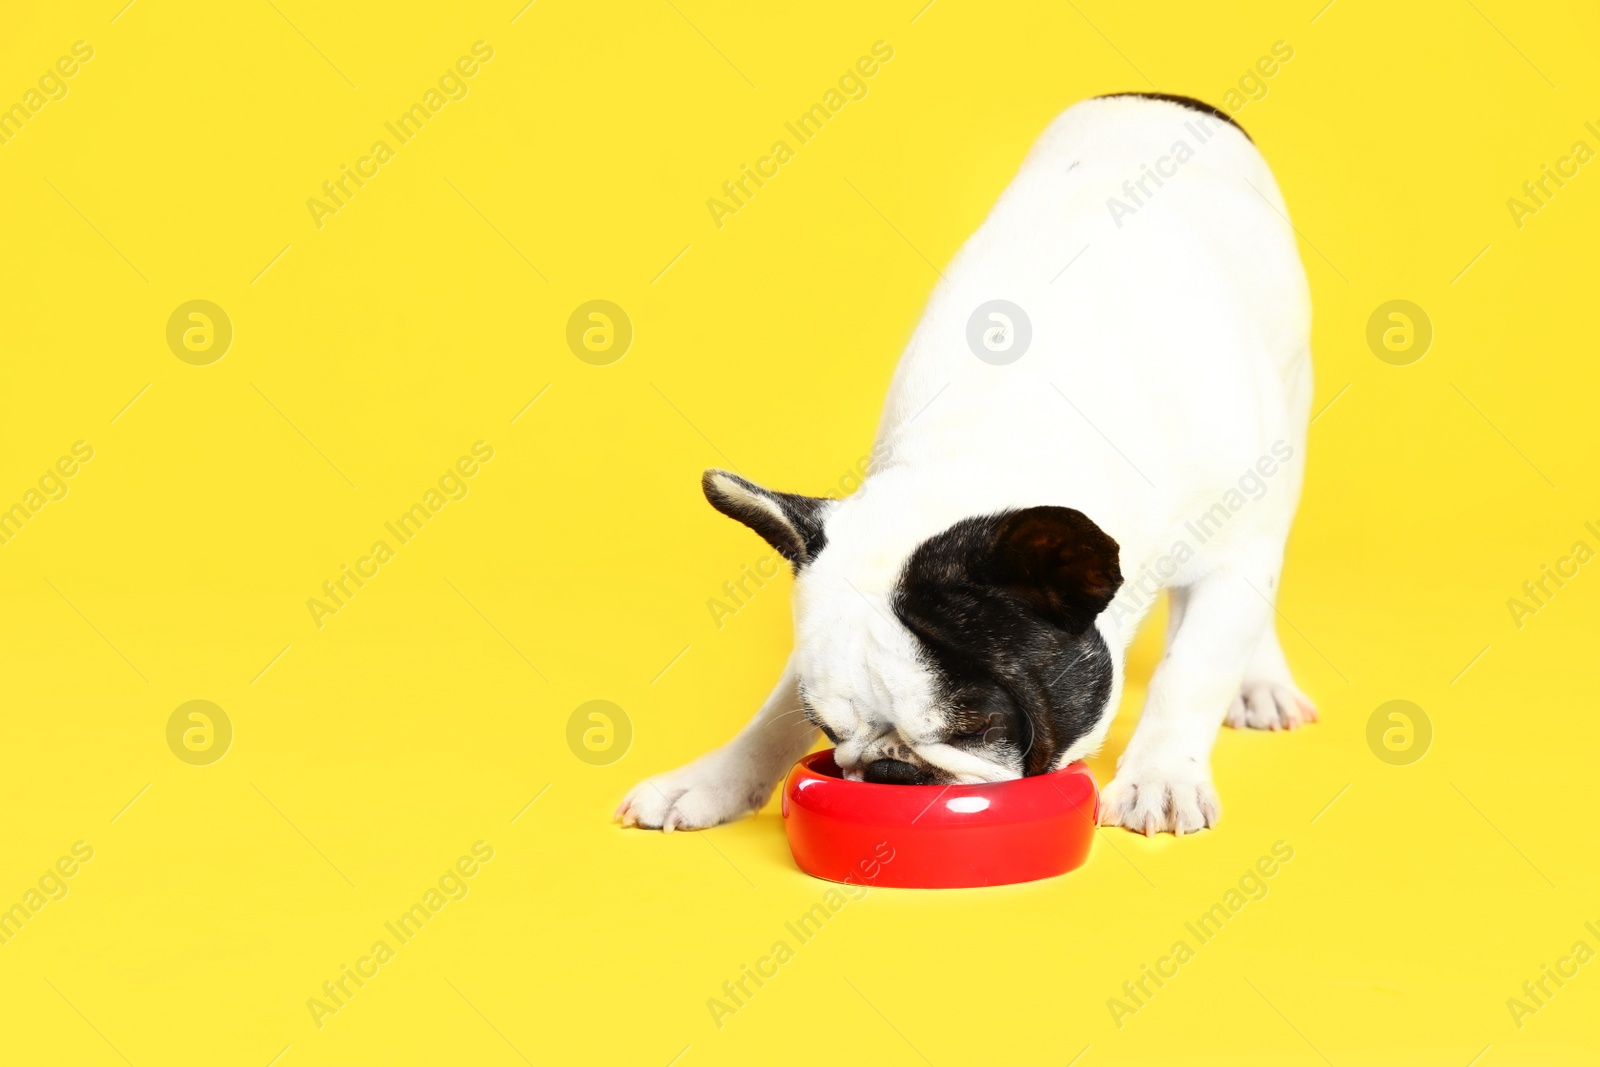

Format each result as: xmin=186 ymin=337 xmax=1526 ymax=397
xmin=3 ymin=0 xmax=1597 ymax=1063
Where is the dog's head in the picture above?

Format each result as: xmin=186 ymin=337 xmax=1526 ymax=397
xmin=703 ymin=469 xmax=1123 ymax=785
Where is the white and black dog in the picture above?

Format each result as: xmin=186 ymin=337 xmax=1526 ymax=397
xmin=619 ymin=93 xmax=1315 ymax=836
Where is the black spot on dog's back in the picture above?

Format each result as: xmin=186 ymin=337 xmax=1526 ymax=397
xmin=1097 ymin=92 xmax=1250 ymax=142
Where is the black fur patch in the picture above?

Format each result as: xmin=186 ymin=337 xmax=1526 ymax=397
xmin=1097 ymin=92 xmax=1251 ymax=142
xmin=891 ymin=507 xmax=1121 ymax=777
xmin=701 ymin=470 xmax=829 ymax=570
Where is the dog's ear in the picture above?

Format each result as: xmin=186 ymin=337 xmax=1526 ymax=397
xmin=702 ymin=470 xmax=831 ymax=568
xmin=984 ymin=506 xmax=1122 ymax=633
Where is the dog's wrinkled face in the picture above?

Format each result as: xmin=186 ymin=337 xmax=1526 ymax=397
xmin=703 ymin=470 xmax=1123 ymax=785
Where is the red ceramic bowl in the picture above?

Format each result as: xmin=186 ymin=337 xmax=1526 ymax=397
xmin=781 ymin=749 xmax=1098 ymax=889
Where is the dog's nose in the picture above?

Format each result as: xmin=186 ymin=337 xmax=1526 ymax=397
xmin=864 ymin=758 xmax=929 ymax=785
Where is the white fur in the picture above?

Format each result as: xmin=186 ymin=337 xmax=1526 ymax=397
xmin=619 ymin=96 xmax=1314 ymax=834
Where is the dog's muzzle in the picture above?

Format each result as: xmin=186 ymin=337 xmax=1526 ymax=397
xmin=864 ymin=758 xmax=934 ymax=785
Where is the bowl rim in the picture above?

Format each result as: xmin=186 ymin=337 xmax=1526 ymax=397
xmin=788 ymin=748 xmax=1097 ymax=806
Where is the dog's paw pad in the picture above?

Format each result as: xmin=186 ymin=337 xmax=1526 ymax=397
xmin=1100 ymin=764 xmax=1220 ymax=836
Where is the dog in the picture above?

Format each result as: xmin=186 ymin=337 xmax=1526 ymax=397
xmin=618 ymin=93 xmax=1315 ymax=836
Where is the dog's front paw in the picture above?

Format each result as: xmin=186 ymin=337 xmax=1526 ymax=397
xmin=1101 ymin=761 xmax=1220 ymax=836
xmin=615 ymin=759 xmax=773 ymax=832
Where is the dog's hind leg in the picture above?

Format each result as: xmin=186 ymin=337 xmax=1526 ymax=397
xmin=1225 ymin=586 xmax=1317 ymax=731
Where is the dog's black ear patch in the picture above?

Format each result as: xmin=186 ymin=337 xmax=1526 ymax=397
xmin=984 ymin=507 xmax=1122 ymax=633
xmin=702 ymin=470 xmax=830 ymax=568
xmin=893 ymin=508 xmax=1119 ymax=777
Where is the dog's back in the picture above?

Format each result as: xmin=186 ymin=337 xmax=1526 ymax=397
xmin=867 ymin=94 xmax=1312 ymax=598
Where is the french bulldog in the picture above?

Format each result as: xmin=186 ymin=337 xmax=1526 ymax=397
xmin=618 ymin=93 xmax=1315 ymax=836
